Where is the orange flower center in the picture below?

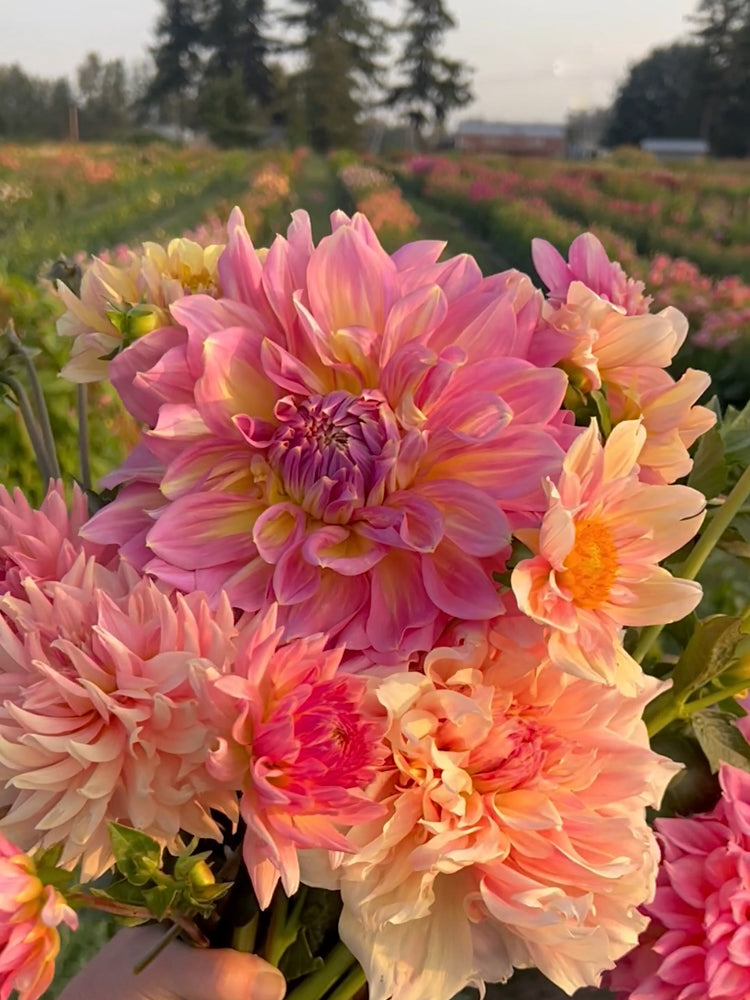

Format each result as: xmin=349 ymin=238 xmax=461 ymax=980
xmin=560 ymin=519 xmax=618 ymax=608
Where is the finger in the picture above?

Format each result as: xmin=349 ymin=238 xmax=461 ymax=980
xmin=146 ymin=934 xmax=287 ymax=1000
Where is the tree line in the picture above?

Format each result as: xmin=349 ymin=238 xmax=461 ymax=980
xmin=598 ymin=0 xmax=750 ymax=157
xmin=0 ymin=0 xmax=472 ymax=150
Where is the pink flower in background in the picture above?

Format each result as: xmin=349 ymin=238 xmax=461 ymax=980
xmin=0 ymin=481 xmax=109 ymax=600
xmin=205 ymin=604 xmax=386 ymax=908
xmin=511 ymin=420 xmax=705 ymax=692
xmin=84 ymin=207 xmax=572 ymax=663
xmin=0 ymin=557 xmax=239 ymax=878
xmin=609 ymin=764 xmax=750 ymax=1000
xmin=312 ymin=615 xmax=678 ymax=1000
xmin=533 ymin=232 xmax=652 ymax=315
xmin=0 ymin=834 xmax=77 ymax=1000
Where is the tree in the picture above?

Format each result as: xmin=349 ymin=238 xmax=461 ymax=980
xmin=202 ymin=0 xmax=273 ymax=107
xmin=0 ymin=65 xmax=72 ymax=140
xmin=76 ymin=53 xmax=132 ymax=139
xmin=280 ymin=0 xmax=387 ymax=147
xmin=146 ymin=0 xmax=206 ymax=126
xmin=691 ymin=0 xmax=750 ymax=156
xmin=387 ymin=0 xmax=472 ymax=145
xmin=604 ymin=43 xmax=710 ymax=149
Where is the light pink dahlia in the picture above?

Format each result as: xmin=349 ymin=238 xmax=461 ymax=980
xmin=83 ymin=207 xmax=572 ymax=662
xmin=306 ymin=615 xmax=678 ymax=1000
xmin=511 ymin=420 xmax=705 ymax=692
xmin=204 ymin=604 xmax=386 ymax=908
xmin=0 ymin=481 xmax=109 ymax=600
xmin=0 ymin=834 xmax=77 ymax=1000
xmin=531 ymin=234 xmax=716 ymax=485
xmin=0 ymin=556 xmax=239 ymax=878
xmin=609 ymin=764 xmax=750 ymax=1000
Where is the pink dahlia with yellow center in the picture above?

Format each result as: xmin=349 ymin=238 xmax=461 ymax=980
xmin=0 ymin=834 xmax=77 ymax=1000
xmin=511 ymin=420 xmax=705 ymax=692
xmin=532 ymin=234 xmax=716 ymax=485
xmin=609 ymin=765 xmax=750 ymax=1000
xmin=0 ymin=556 xmax=239 ymax=879
xmin=84 ymin=208 xmax=572 ymax=662
xmin=305 ymin=616 xmax=678 ymax=1000
xmin=204 ymin=605 xmax=386 ymax=908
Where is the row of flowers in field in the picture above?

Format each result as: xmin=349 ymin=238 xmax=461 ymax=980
xmin=337 ymin=159 xmax=419 ymax=244
xmin=396 ymin=154 xmax=750 ymax=406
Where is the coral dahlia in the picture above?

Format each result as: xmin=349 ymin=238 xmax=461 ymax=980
xmin=0 ymin=834 xmax=77 ymax=1000
xmin=306 ymin=615 xmax=678 ymax=1000
xmin=511 ymin=420 xmax=705 ymax=692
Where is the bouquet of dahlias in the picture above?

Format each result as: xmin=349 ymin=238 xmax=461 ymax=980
xmin=1 ymin=204 xmax=750 ymax=1000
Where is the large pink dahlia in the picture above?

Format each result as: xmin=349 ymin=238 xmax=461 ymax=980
xmin=204 ymin=604 xmax=386 ymax=908
xmin=0 ymin=556 xmax=239 ymax=878
xmin=609 ymin=764 xmax=750 ymax=1000
xmin=83 ymin=208 xmax=572 ymax=662
xmin=304 ymin=614 xmax=678 ymax=1000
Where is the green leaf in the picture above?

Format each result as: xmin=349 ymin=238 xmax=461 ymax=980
xmin=108 ymin=823 xmax=162 ymax=886
xmin=143 ymin=884 xmax=177 ymax=920
xmin=688 ymin=425 xmax=728 ymax=500
xmin=669 ymin=615 xmax=746 ymax=703
xmin=588 ymin=388 xmax=612 ymax=437
xmin=91 ymin=880 xmax=147 ymax=907
xmin=721 ymin=401 xmax=750 ymax=468
xmin=278 ymin=928 xmax=325 ymax=982
xmin=32 ymin=843 xmax=64 ymax=871
xmin=692 ymin=707 xmax=750 ymax=774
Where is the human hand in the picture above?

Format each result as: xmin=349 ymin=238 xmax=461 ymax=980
xmin=57 ymin=925 xmax=287 ymax=1000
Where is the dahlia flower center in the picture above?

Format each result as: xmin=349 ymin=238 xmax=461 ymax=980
xmin=560 ymin=519 xmax=618 ymax=608
xmin=267 ymin=390 xmax=398 ymax=517
xmin=179 ymin=265 xmax=216 ymax=295
xmin=470 ymin=716 xmax=547 ymax=793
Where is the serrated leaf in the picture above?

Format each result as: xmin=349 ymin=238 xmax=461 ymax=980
xmin=692 ymin=707 xmax=750 ymax=774
xmin=688 ymin=425 xmax=728 ymax=499
xmin=670 ymin=615 xmax=745 ymax=702
xmin=279 ymin=928 xmax=325 ymax=982
xmin=108 ymin=823 xmax=161 ymax=885
xmin=143 ymin=884 xmax=177 ymax=920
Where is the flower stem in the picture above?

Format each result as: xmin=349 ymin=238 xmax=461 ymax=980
xmin=0 ymin=373 xmax=54 ymax=484
xmin=231 ymin=912 xmax=259 ymax=953
xmin=325 ymin=964 xmax=366 ymax=1000
xmin=285 ymin=942 xmax=357 ymax=1000
xmin=5 ymin=322 xmax=60 ymax=480
xmin=646 ymin=676 xmax=750 ymax=737
xmin=77 ymin=384 xmax=91 ymax=492
xmin=132 ymin=922 xmax=181 ymax=974
xmin=634 ymin=463 xmax=750 ymax=666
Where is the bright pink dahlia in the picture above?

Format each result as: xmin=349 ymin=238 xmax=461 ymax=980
xmin=0 ymin=834 xmax=77 ymax=1000
xmin=204 ymin=604 xmax=386 ymax=908
xmin=304 ymin=613 xmax=678 ymax=1000
xmin=609 ymin=764 xmax=750 ymax=1000
xmin=83 ymin=207 xmax=572 ymax=662
xmin=0 ymin=556 xmax=239 ymax=878
xmin=0 ymin=481 xmax=109 ymax=600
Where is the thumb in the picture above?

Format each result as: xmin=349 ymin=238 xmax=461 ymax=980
xmin=149 ymin=938 xmax=287 ymax=1000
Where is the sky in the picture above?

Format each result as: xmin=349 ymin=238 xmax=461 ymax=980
xmin=1 ymin=0 xmax=699 ymax=124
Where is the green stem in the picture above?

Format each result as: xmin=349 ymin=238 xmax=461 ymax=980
xmin=77 ymin=384 xmax=91 ymax=492
xmin=0 ymin=373 xmax=53 ymax=484
xmin=261 ymin=888 xmax=289 ymax=965
xmin=232 ymin=912 xmax=259 ymax=953
xmin=634 ymin=463 xmax=750 ymax=665
xmin=647 ymin=676 xmax=750 ymax=737
xmin=285 ymin=942 xmax=357 ymax=1000
xmin=16 ymin=343 xmax=60 ymax=481
xmin=325 ymin=965 xmax=366 ymax=1000
xmin=132 ymin=922 xmax=181 ymax=974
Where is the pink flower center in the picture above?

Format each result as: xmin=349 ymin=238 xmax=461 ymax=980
xmin=266 ymin=390 xmax=399 ymax=518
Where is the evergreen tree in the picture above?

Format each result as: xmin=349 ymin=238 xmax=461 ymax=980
xmin=76 ymin=53 xmax=132 ymax=139
xmin=387 ymin=0 xmax=472 ymax=144
xmin=146 ymin=0 xmax=205 ymax=125
xmin=280 ymin=0 xmax=387 ymax=147
xmin=202 ymin=0 xmax=273 ymax=107
xmin=691 ymin=0 xmax=750 ymax=155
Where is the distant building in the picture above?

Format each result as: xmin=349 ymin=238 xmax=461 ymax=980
xmin=455 ymin=120 xmax=565 ymax=157
xmin=640 ymin=138 xmax=709 ymax=161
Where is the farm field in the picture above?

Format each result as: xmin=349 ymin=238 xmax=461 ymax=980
xmin=3 ymin=142 xmax=750 ymax=1000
